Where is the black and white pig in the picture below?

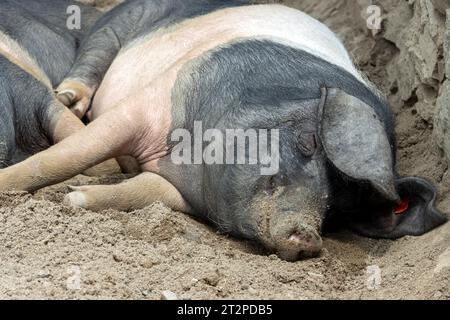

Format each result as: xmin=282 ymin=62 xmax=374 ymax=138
xmin=0 ymin=0 xmax=118 ymax=173
xmin=0 ymin=0 xmax=447 ymax=261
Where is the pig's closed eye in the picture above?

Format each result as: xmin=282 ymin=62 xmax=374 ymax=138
xmin=298 ymin=133 xmax=318 ymax=157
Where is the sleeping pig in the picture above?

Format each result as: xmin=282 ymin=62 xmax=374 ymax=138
xmin=0 ymin=0 xmax=447 ymax=261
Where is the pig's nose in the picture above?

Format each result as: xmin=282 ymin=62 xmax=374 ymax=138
xmin=275 ymin=225 xmax=323 ymax=261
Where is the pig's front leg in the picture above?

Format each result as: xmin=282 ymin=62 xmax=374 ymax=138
xmin=63 ymin=172 xmax=193 ymax=213
xmin=55 ymin=3 xmax=147 ymax=118
xmin=0 ymin=103 xmax=147 ymax=192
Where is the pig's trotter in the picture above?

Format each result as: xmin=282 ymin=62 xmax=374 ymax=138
xmin=63 ymin=172 xmax=193 ymax=213
xmin=55 ymin=80 xmax=94 ymax=119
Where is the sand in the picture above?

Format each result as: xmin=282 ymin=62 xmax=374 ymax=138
xmin=0 ymin=0 xmax=449 ymax=300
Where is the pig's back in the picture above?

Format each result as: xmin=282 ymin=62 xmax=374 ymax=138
xmin=93 ymin=5 xmax=362 ymax=117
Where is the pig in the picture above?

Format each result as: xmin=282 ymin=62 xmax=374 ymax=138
xmin=0 ymin=0 xmax=447 ymax=261
xmin=0 ymin=0 xmax=118 ymax=173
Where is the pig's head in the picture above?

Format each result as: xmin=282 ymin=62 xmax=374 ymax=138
xmin=202 ymin=87 xmax=447 ymax=261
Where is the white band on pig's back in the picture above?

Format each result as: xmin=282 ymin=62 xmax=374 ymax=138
xmin=121 ymin=4 xmax=362 ymax=80
xmin=93 ymin=4 xmax=365 ymax=117
xmin=0 ymin=30 xmax=52 ymax=88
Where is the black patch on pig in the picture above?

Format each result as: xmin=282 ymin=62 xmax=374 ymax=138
xmin=0 ymin=56 xmax=55 ymax=163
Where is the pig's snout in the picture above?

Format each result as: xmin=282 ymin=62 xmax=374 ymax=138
xmin=272 ymin=223 xmax=323 ymax=261
xmin=249 ymin=186 xmax=327 ymax=261
xmin=263 ymin=206 xmax=324 ymax=261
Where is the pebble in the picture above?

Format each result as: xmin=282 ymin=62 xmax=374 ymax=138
xmin=308 ymin=272 xmax=324 ymax=278
xmin=248 ymin=287 xmax=257 ymax=295
xmin=161 ymin=290 xmax=178 ymax=300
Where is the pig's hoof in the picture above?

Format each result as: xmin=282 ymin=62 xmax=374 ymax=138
xmin=55 ymin=80 xmax=93 ymax=119
xmin=63 ymin=191 xmax=87 ymax=209
xmin=57 ymin=90 xmax=75 ymax=106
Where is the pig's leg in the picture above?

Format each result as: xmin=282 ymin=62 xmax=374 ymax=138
xmin=47 ymin=101 xmax=121 ymax=176
xmin=0 ymin=103 xmax=146 ymax=192
xmin=63 ymin=172 xmax=193 ymax=213
xmin=55 ymin=2 xmax=148 ymax=118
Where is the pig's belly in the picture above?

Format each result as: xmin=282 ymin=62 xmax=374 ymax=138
xmin=91 ymin=4 xmax=361 ymax=118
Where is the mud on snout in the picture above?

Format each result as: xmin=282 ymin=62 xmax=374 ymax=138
xmin=249 ymin=186 xmax=327 ymax=262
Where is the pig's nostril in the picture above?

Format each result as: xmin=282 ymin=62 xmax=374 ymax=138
xmin=269 ymin=221 xmax=323 ymax=261
xmin=284 ymin=230 xmax=323 ymax=258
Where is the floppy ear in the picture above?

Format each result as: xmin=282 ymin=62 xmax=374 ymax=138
xmin=318 ymin=87 xmax=399 ymax=202
xmin=347 ymin=177 xmax=448 ymax=239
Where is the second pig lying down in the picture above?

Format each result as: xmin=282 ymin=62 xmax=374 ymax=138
xmin=0 ymin=0 xmax=447 ymax=261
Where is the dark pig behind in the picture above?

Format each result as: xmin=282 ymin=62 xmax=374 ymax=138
xmin=0 ymin=0 xmax=117 ymax=173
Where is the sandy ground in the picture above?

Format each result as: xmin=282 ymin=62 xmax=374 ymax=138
xmin=1 ymin=0 xmax=449 ymax=299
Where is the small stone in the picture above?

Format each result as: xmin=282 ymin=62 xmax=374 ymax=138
xmin=204 ymin=272 xmax=221 ymax=287
xmin=248 ymin=287 xmax=257 ymax=295
xmin=37 ymin=271 xmax=51 ymax=279
xmin=161 ymin=290 xmax=178 ymax=300
xmin=241 ymin=284 xmax=249 ymax=290
xmin=307 ymin=272 xmax=324 ymax=278
xmin=112 ymin=252 xmax=124 ymax=262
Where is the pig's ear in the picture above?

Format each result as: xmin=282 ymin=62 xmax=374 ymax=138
xmin=318 ymin=87 xmax=399 ymax=202
xmin=349 ymin=177 xmax=448 ymax=238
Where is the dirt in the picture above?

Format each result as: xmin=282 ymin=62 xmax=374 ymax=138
xmin=1 ymin=0 xmax=449 ymax=300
